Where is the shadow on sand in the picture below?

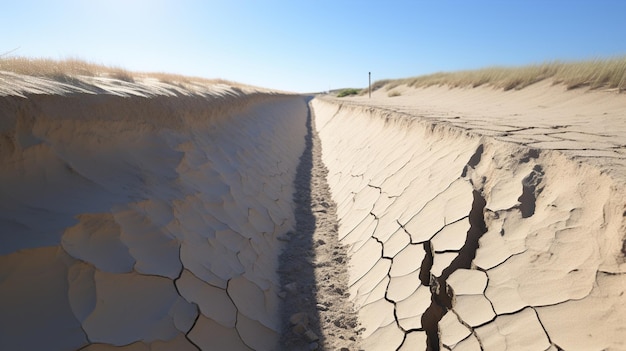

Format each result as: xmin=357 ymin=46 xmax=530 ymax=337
xmin=278 ymin=96 xmax=325 ymax=349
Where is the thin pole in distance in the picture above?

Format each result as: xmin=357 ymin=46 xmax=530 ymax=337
xmin=369 ymin=72 xmax=371 ymax=98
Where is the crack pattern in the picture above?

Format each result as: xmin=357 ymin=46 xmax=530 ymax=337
xmin=0 ymin=93 xmax=310 ymax=350
xmin=312 ymin=98 xmax=626 ymax=351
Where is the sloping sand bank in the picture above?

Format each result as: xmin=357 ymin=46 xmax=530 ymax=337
xmin=312 ymin=85 xmax=626 ymax=350
xmin=0 ymin=76 xmax=308 ymax=350
xmin=351 ymin=81 xmax=626 ymax=179
xmin=2 ymin=72 xmax=625 ymax=351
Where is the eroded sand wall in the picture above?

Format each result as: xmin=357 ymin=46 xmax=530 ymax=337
xmin=312 ymin=98 xmax=626 ymax=350
xmin=0 ymin=92 xmax=308 ymax=350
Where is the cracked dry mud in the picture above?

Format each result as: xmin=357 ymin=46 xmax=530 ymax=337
xmin=279 ymin=104 xmax=362 ymax=350
xmin=0 ymin=82 xmax=311 ymax=351
xmin=311 ymin=94 xmax=626 ymax=350
xmin=2 ymin=72 xmax=625 ymax=351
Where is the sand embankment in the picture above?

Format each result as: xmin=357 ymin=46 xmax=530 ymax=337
xmin=0 ymin=75 xmax=308 ymax=350
xmin=350 ymin=81 xmax=626 ymax=179
xmin=2 ymin=72 xmax=625 ymax=351
xmin=312 ymin=86 xmax=626 ymax=350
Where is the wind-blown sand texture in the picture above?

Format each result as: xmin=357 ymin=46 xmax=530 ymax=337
xmin=1 ymin=69 xmax=625 ymax=351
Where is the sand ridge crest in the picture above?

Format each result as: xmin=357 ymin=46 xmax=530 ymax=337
xmin=0 ymin=70 xmax=279 ymax=98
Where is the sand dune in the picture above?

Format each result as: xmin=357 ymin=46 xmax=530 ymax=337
xmin=313 ymin=83 xmax=626 ymax=350
xmin=0 ymin=73 xmax=308 ymax=350
xmin=1 ymin=71 xmax=625 ymax=350
xmin=353 ymin=81 xmax=626 ymax=179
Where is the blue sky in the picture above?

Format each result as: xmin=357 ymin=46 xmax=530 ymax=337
xmin=3 ymin=0 xmax=626 ymax=92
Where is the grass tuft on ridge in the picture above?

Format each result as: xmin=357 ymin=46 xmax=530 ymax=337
xmin=375 ymin=57 xmax=626 ymax=92
xmin=0 ymin=57 xmax=136 ymax=82
xmin=0 ymin=57 xmax=254 ymax=89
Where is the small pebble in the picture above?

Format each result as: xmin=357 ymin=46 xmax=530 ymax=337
xmin=304 ymin=330 xmax=319 ymax=342
xmin=292 ymin=324 xmax=307 ymax=335
xmin=289 ymin=312 xmax=309 ymax=326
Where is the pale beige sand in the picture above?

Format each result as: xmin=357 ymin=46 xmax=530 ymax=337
xmin=350 ymin=81 xmax=626 ymax=179
xmin=312 ymin=83 xmax=626 ymax=350
xmin=0 ymin=73 xmax=308 ymax=350
xmin=3 ymin=69 xmax=625 ymax=351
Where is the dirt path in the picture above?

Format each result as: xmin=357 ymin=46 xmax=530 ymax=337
xmin=278 ymin=100 xmax=362 ymax=350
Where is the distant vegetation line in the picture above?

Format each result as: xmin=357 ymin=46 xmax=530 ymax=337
xmin=336 ymin=88 xmax=361 ymax=97
xmin=370 ymin=56 xmax=626 ymax=93
xmin=3 ymin=56 xmax=625 ymax=94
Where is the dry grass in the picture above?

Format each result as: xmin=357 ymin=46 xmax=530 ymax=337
xmin=375 ymin=57 xmax=626 ymax=92
xmin=0 ymin=57 xmax=251 ymax=88
xmin=0 ymin=57 xmax=136 ymax=82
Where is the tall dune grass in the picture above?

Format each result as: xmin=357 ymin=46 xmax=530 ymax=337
xmin=0 ymin=57 xmax=136 ymax=82
xmin=377 ymin=57 xmax=626 ymax=92
xmin=0 ymin=57 xmax=248 ymax=88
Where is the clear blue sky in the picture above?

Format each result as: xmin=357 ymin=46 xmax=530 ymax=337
xmin=3 ymin=0 xmax=626 ymax=93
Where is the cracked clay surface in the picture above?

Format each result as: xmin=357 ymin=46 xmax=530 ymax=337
xmin=1 ymin=73 xmax=625 ymax=351
xmin=312 ymin=93 xmax=626 ymax=350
